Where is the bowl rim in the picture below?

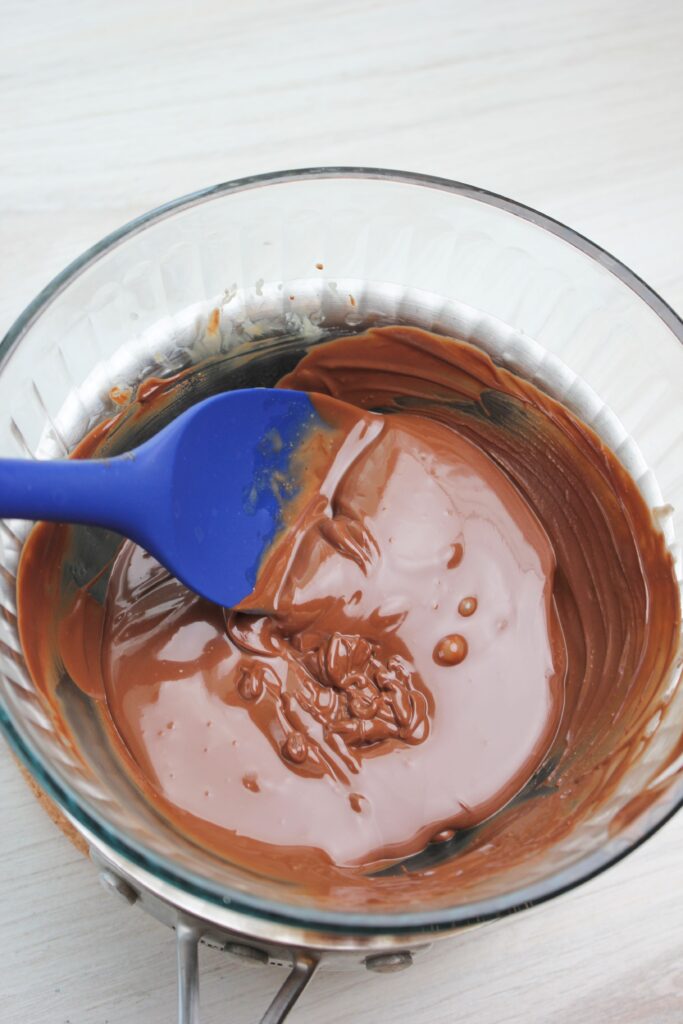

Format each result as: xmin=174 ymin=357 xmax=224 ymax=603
xmin=1 ymin=166 xmax=682 ymax=938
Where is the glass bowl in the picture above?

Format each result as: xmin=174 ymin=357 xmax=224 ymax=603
xmin=1 ymin=168 xmax=682 ymax=938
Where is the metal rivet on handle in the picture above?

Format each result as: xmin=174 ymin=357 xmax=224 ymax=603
xmin=98 ymin=869 xmax=138 ymax=906
xmin=365 ymin=951 xmax=413 ymax=973
xmin=223 ymin=941 xmax=270 ymax=965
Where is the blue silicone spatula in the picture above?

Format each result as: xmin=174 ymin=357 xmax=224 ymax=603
xmin=0 ymin=388 xmax=330 ymax=608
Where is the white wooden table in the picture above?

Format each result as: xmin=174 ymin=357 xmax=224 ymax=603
xmin=2 ymin=1 xmax=682 ymax=1021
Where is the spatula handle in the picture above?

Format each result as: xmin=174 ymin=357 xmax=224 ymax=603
xmin=0 ymin=455 xmax=137 ymax=529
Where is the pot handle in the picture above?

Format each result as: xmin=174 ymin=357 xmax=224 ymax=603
xmin=176 ymin=921 xmax=202 ymax=1023
xmin=258 ymin=953 xmax=320 ymax=1024
xmin=175 ymin=922 xmax=319 ymax=1024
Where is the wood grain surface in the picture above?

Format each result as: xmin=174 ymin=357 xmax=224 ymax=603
xmin=1 ymin=1 xmax=682 ymax=1021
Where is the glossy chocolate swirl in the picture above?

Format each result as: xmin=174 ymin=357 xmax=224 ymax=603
xmin=17 ymin=326 xmax=680 ymax=910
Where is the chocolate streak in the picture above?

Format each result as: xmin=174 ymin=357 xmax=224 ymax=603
xmin=17 ymin=327 xmax=680 ymax=910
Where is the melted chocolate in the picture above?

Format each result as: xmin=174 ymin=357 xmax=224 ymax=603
xmin=90 ymin=403 xmax=565 ymax=867
xmin=17 ymin=326 xmax=681 ymax=908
